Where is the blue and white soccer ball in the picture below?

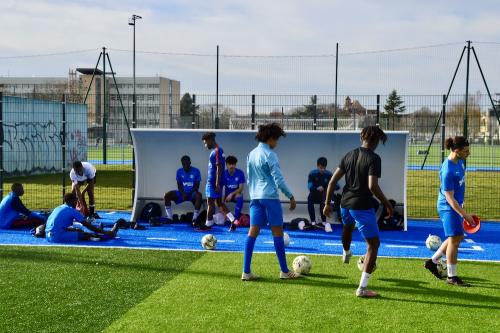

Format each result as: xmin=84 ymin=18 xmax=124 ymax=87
xmin=425 ymin=234 xmax=442 ymax=251
xmin=437 ymin=258 xmax=447 ymax=277
xmin=292 ymin=255 xmax=312 ymax=275
xmin=201 ymin=234 xmax=217 ymax=250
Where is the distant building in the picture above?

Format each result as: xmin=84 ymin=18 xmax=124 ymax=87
xmin=0 ymin=72 xmax=181 ymax=145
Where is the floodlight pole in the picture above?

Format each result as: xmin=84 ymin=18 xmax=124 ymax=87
xmin=464 ymin=40 xmax=471 ymax=139
xmin=216 ymin=45 xmax=219 ymax=129
xmin=334 ymin=42 xmax=338 ymax=130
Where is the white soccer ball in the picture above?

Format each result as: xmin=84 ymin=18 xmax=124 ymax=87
xmin=214 ymin=213 xmax=226 ymax=225
xmin=357 ymin=255 xmax=377 ymax=272
xmin=283 ymin=232 xmax=290 ymax=247
xmin=425 ymin=234 xmax=442 ymax=251
xmin=437 ymin=258 xmax=447 ymax=277
xmin=292 ymin=255 xmax=312 ymax=275
xmin=201 ymin=234 xmax=217 ymax=250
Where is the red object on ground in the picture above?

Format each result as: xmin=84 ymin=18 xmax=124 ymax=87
xmin=463 ymin=215 xmax=481 ymax=234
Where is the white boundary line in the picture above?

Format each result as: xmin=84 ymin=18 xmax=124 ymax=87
xmin=1 ymin=243 xmax=499 ymax=263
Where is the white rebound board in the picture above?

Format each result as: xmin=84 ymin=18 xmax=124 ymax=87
xmin=131 ymin=129 xmax=408 ymax=229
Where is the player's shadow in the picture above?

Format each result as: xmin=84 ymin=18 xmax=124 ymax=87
xmin=377 ymin=277 xmax=500 ymax=310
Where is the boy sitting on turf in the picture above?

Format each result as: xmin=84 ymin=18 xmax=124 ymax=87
xmin=0 ymin=183 xmax=47 ymax=229
xmin=164 ymin=155 xmax=203 ymax=225
xmin=46 ymin=193 xmax=120 ymax=243
xmin=223 ymin=155 xmax=246 ymax=225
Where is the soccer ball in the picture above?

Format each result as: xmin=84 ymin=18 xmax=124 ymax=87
xmin=292 ymin=255 xmax=312 ymax=275
xmin=214 ymin=213 xmax=226 ymax=225
xmin=425 ymin=234 xmax=442 ymax=251
xmin=201 ymin=234 xmax=217 ymax=250
xmin=437 ymin=258 xmax=447 ymax=277
xmin=283 ymin=232 xmax=290 ymax=247
xmin=357 ymin=255 xmax=377 ymax=272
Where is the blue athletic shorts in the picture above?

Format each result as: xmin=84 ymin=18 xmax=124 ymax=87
xmin=341 ymin=207 xmax=379 ymax=239
xmin=174 ymin=191 xmax=198 ymax=204
xmin=205 ymin=184 xmax=222 ymax=199
xmin=438 ymin=209 xmax=464 ymax=237
xmin=47 ymin=230 xmax=85 ymax=243
xmin=249 ymin=199 xmax=283 ymax=227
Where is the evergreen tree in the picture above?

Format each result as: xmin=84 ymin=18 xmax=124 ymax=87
xmin=384 ymin=89 xmax=406 ymax=116
xmin=180 ymin=93 xmax=198 ymax=117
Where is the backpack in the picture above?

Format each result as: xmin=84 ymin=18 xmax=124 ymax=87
xmin=192 ymin=210 xmax=207 ymax=227
xmin=374 ymin=199 xmax=404 ymax=231
xmin=140 ymin=202 xmax=162 ymax=222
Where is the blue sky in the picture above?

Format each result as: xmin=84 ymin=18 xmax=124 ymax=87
xmin=1 ymin=0 xmax=500 ymax=95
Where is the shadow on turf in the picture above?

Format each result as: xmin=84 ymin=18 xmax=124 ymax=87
xmin=378 ymin=277 xmax=500 ymax=309
xmin=0 ymin=247 xmax=205 ymax=274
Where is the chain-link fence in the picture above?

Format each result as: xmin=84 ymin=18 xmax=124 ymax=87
xmin=1 ymin=92 xmax=499 ymax=219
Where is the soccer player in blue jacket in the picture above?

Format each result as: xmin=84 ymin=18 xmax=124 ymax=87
xmin=200 ymin=132 xmax=236 ymax=231
xmin=324 ymin=126 xmax=393 ymax=297
xmin=223 ymin=155 xmax=246 ymax=222
xmin=242 ymin=123 xmax=300 ymax=280
xmin=424 ymin=136 xmax=474 ymax=287
xmin=46 ymin=193 xmax=120 ymax=243
xmin=307 ymin=157 xmax=334 ymax=232
xmin=164 ymin=155 xmax=203 ymax=224
xmin=0 ymin=183 xmax=46 ymax=229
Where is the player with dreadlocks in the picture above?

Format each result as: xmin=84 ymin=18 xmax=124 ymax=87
xmin=324 ymin=125 xmax=393 ymax=297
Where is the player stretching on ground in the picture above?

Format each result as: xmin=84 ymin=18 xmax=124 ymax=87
xmin=223 ymin=155 xmax=246 ymax=224
xmin=0 ymin=183 xmax=46 ymax=229
xmin=70 ymin=161 xmax=99 ymax=219
xmin=200 ymin=132 xmax=236 ymax=231
xmin=164 ymin=155 xmax=203 ymax=225
xmin=46 ymin=193 xmax=120 ymax=243
xmin=241 ymin=123 xmax=300 ymax=281
xmin=324 ymin=126 xmax=393 ymax=297
xmin=424 ymin=136 xmax=473 ymax=287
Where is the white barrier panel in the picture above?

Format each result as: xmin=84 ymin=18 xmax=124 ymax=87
xmin=131 ymin=129 xmax=408 ymax=229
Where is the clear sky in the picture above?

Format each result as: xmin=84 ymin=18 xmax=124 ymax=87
xmin=1 ymin=0 xmax=499 ymax=95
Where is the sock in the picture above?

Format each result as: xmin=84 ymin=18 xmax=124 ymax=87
xmin=359 ymin=272 xmax=371 ymax=288
xmin=206 ymin=219 xmax=214 ymax=227
xmin=235 ymin=196 xmax=244 ymax=219
xmin=89 ymin=205 xmax=95 ymax=216
xmin=193 ymin=209 xmax=200 ymax=221
xmin=165 ymin=206 xmax=173 ymax=219
xmin=343 ymin=249 xmax=351 ymax=256
xmin=448 ymin=264 xmax=457 ymax=277
xmin=431 ymin=249 xmax=444 ymax=264
xmin=273 ymin=236 xmax=289 ymax=273
xmin=226 ymin=212 xmax=235 ymax=223
xmin=243 ymin=236 xmax=257 ymax=274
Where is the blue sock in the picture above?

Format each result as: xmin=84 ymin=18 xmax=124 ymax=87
xmin=235 ymin=196 xmax=244 ymax=219
xmin=243 ymin=236 xmax=257 ymax=274
xmin=273 ymin=236 xmax=289 ymax=273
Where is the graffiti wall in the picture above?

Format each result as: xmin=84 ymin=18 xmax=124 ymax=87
xmin=1 ymin=96 xmax=88 ymax=176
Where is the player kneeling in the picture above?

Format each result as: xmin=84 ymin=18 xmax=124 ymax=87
xmin=46 ymin=193 xmax=120 ymax=243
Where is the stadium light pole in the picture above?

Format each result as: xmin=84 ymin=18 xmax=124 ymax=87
xmin=128 ymin=14 xmax=142 ymax=131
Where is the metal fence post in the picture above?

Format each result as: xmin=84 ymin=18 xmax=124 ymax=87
xmin=313 ymin=95 xmax=317 ymax=130
xmin=192 ymin=94 xmax=196 ymax=129
xmin=0 ymin=92 xmax=3 ymax=199
xmin=251 ymin=94 xmax=255 ymax=130
xmin=62 ymin=94 xmax=67 ymax=202
xmin=334 ymin=42 xmax=338 ymax=130
xmin=441 ymin=94 xmax=446 ymax=163
xmin=376 ymin=94 xmax=380 ymax=127
xmin=102 ymin=46 xmax=107 ymax=164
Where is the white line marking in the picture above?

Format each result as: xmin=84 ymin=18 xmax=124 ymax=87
xmin=459 ymin=246 xmax=484 ymax=252
xmin=386 ymin=245 xmax=418 ymax=249
xmin=147 ymin=237 xmax=177 ymax=241
xmin=324 ymin=242 xmax=356 ymax=246
xmin=465 ymin=239 xmax=475 ymax=243
xmin=105 ymin=211 xmax=116 ymax=215
xmin=217 ymin=240 xmax=236 ymax=243
xmin=472 ymin=245 xmax=484 ymax=251
xmin=263 ymin=241 xmax=295 ymax=244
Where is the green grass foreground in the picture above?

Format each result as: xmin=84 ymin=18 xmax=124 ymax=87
xmin=0 ymin=246 xmax=499 ymax=333
xmin=4 ymin=165 xmax=500 ymax=219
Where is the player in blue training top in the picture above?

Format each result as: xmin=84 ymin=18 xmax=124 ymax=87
xmin=46 ymin=193 xmax=120 ymax=243
xmin=324 ymin=126 xmax=393 ymax=297
xmin=0 ymin=183 xmax=46 ymax=229
xmin=307 ymin=157 xmax=335 ymax=232
xmin=424 ymin=136 xmax=474 ymax=287
xmin=241 ymin=123 xmax=300 ymax=281
xmin=223 ymin=155 xmax=246 ymax=223
xmin=199 ymin=132 xmax=236 ymax=231
xmin=164 ymin=155 xmax=203 ymax=225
